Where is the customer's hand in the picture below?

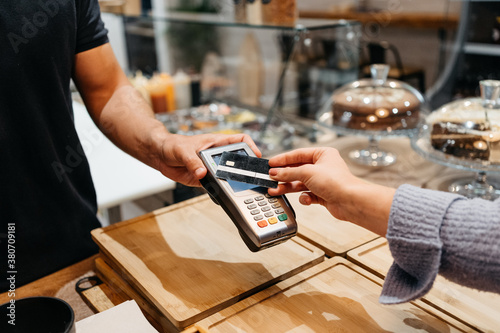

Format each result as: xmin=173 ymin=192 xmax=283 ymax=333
xmin=268 ymin=147 xmax=362 ymax=221
xmin=268 ymin=147 xmax=394 ymax=235
xmin=157 ymin=133 xmax=261 ymax=187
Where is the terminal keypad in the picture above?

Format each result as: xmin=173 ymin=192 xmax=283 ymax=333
xmin=246 ymin=194 xmax=288 ymax=228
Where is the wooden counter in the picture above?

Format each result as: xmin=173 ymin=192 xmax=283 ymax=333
xmin=4 ymin=136 xmax=495 ymax=332
xmin=288 ymin=191 xmax=379 ymax=257
xmin=347 ymin=238 xmax=500 ymax=332
xmin=92 ymin=194 xmax=325 ymax=331
xmin=0 ymin=255 xmax=98 ymax=322
xmin=195 ymin=257 xmax=472 ymax=332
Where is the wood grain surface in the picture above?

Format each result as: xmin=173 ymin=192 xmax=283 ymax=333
xmin=299 ymin=10 xmax=459 ymax=29
xmin=287 ymin=192 xmax=379 ymax=257
xmin=0 ymin=255 xmax=96 ymax=304
xmin=95 ymin=257 xmax=176 ymax=333
xmin=195 ymin=257 xmax=473 ymax=332
xmin=92 ymin=194 xmax=325 ymax=330
xmin=79 ymin=283 xmax=123 ymax=313
xmin=347 ymin=238 xmax=500 ymax=333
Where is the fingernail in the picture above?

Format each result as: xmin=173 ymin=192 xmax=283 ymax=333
xmin=195 ymin=167 xmax=205 ymax=179
xmin=299 ymin=194 xmax=310 ymax=205
xmin=269 ymin=169 xmax=278 ymax=177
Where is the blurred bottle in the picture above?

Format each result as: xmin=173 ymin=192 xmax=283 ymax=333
xmin=234 ymin=0 xmax=247 ymax=23
xmin=147 ymin=73 xmax=176 ymax=114
xmin=246 ymin=0 xmax=262 ymax=25
xmin=173 ymin=70 xmax=192 ymax=110
xmin=147 ymin=75 xmax=168 ymax=114
xmin=159 ymin=73 xmax=176 ymax=112
xmin=190 ymin=74 xmax=202 ymax=107
xmin=130 ymin=71 xmax=151 ymax=105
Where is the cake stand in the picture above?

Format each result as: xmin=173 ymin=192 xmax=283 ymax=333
xmin=411 ymin=80 xmax=500 ymax=200
xmin=317 ymin=64 xmax=426 ymax=167
xmin=411 ymin=127 xmax=500 ymax=200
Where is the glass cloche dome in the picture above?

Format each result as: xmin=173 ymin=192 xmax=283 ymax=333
xmin=411 ymin=79 xmax=500 ymax=199
xmin=317 ymin=64 xmax=426 ymax=166
xmin=414 ymin=79 xmax=500 ymax=168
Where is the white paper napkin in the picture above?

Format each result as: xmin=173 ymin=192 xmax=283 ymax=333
xmin=75 ymin=300 xmax=158 ymax=333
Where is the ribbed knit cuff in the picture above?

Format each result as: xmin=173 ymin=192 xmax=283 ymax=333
xmin=379 ymin=184 xmax=463 ymax=304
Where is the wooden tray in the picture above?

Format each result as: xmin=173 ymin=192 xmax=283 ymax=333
xmin=286 ymin=192 xmax=379 ymax=257
xmin=91 ymin=195 xmax=325 ymax=330
xmin=95 ymin=257 xmax=178 ymax=333
xmin=194 ymin=257 xmax=473 ymax=332
xmin=347 ymin=238 xmax=500 ymax=332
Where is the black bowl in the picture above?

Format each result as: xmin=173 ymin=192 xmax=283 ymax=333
xmin=0 ymin=296 xmax=75 ymax=333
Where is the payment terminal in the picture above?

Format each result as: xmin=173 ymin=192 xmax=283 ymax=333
xmin=199 ymin=143 xmax=297 ymax=252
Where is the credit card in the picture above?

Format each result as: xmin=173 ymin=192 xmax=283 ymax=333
xmin=216 ymin=151 xmax=278 ymax=188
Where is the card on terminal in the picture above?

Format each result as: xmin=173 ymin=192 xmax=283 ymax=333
xmin=216 ymin=151 xmax=278 ymax=189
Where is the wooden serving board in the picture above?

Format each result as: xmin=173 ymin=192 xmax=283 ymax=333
xmin=194 ymin=257 xmax=473 ymax=332
xmin=91 ymin=195 xmax=324 ymax=330
xmin=347 ymin=238 xmax=500 ymax=333
xmin=286 ymin=192 xmax=379 ymax=256
xmin=95 ymin=257 xmax=178 ymax=333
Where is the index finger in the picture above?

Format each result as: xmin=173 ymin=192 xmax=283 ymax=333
xmin=269 ymin=147 xmax=326 ymax=167
xmin=212 ymin=133 xmax=262 ymax=158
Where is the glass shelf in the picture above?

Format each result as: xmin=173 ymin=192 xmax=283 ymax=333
xmin=121 ymin=10 xmax=361 ymax=153
xmin=132 ymin=11 xmax=360 ymax=31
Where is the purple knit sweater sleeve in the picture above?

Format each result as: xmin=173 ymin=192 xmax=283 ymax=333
xmin=379 ymin=184 xmax=500 ymax=304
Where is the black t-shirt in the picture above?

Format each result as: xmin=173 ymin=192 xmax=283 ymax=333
xmin=0 ymin=0 xmax=109 ymax=291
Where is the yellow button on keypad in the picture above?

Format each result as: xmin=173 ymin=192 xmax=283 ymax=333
xmin=268 ymin=217 xmax=278 ymax=224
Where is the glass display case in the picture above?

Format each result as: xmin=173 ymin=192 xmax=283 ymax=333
xmin=113 ymin=6 xmax=361 ymax=155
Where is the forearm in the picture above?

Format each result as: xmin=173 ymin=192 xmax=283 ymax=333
xmin=93 ymin=83 xmax=171 ymax=171
xmin=73 ymin=44 xmax=261 ymax=187
xmin=73 ymin=44 xmax=172 ymax=171
xmin=337 ymin=180 xmax=395 ymax=237
xmin=381 ymin=184 xmax=500 ymax=304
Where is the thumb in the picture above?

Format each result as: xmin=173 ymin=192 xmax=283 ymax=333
xmin=299 ymin=192 xmax=327 ymax=208
xmin=182 ymin=153 xmax=207 ymax=179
